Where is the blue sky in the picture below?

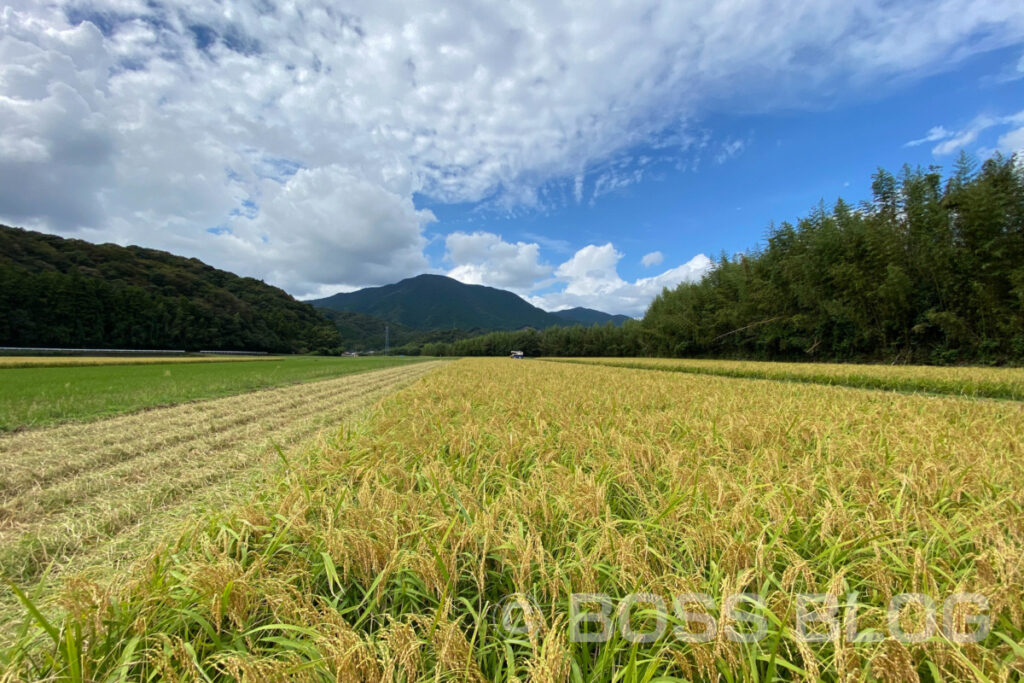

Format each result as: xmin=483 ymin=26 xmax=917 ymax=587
xmin=422 ymin=43 xmax=1024 ymax=293
xmin=2 ymin=0 xmax=1023 ymax=315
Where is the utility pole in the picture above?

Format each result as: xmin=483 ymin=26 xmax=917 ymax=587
xmin=385 ymin=325 xmax=390 ymax=356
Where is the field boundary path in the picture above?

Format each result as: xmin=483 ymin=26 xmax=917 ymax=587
xmin=0 ymin=361 xmax=443 ymax=634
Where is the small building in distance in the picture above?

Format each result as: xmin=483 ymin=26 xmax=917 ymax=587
xmin=510 ymin=350 xmax=524 ymax=359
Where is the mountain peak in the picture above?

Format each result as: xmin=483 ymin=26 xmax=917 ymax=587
xmin=551 ymin=307 xmax=632 ymax=326
xmin=310 ymin=275 xmax=627 ymax=331
xmin=310 ymin=274 xmax=559 ymax=331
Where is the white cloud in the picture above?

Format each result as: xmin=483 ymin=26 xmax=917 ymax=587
xmin=2 ymin=0 xmax=1024 ymax=293
xmin=905 ymin=125 xmax=952 ymax=147
xmin=233 ymin=166 xmax=436 ymax=293
xmin=554 ymin=243 xmax=625 ymax=296
xmin=445 ymin=231 xmax=552 ymax=294
xmin=932 ymin=126 xmax=988 ymax=155
xmin=591 ymin=167 xmax=645 ymax=202
xmin=999 ymin=125 xmax=1024 ymax=155
xmin=641 ymin=251 xmax=664 ymax=267
xmin=906 ymin=109 xmax=1024 ymax=156
xmin=530 ymin=244 xmax=712 ymax=316
xmin=714 ymin=138 xmax=746 ymax=164
xmin=573 ymin=174 xmax=584 ymax=204
xmin=444 ymin=234 xmax=709 ymax=315
xmin=0 ymin=19 xmax=115 ymax=229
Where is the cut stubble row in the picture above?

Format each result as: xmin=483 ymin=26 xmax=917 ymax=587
xmin=0 ymin=361 xmax=442 ymax=584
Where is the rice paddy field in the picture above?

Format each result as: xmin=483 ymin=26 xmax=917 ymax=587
xmin=0 ymin=356 xmax=281 ymax=369
xmin=545 ymin=358 xmax=1024 ymax=401
xmin=2 ymin=357 xmax=1024 ymax=681
xmin=0 ymin=362 xmax=443 ymax=640
xmin=0 ymin=355 xmax=427 ymax=431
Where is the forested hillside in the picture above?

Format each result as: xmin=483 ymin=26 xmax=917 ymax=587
xmin=551 ymin=307 xmax=632 ymax=326
xmin=310 ymin=274 xmax=566 ymax=330
xmin=318 ymin=309 xmax=473 ymax=352
xmin=427 ymin=154 xmax=1024 ymax=364
xmin=0 ymin=226 xmax=340 ymax=353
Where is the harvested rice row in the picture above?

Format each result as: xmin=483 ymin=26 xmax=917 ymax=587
xmin=0 ymin=365 xmax=417 ymax=499
xmin=0 ymin=362 xmax=441 ymax=583
xmin=0 ymin=375 xmax=395 ymax=521
xmin=546 ymin=356 xmax=1024 ymax=400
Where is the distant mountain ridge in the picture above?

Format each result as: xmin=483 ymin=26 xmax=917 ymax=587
xmin=310 ymin=274 xmax=566 ymax=331
xmin=310 ymin=274 xmax=631 ymax=335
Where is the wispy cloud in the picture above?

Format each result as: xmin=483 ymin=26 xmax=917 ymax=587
xmin=904 ymin=126 xmax=952 ymax=147
xmin=982 ymin=51 xmax=1024 ymax=85
xmin=590 ymin=167 xmax=645 ymax=203
xmin=521 ymin=232 xmax=574 ymax=255
xmin=714 ymin=138 xmax=747 ymax=164
xmin=908 ymin=110 xmax=1024 ymax=156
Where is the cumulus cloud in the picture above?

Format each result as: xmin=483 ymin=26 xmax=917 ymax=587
xmin=442 ymin=233 xmax=708 ymax=315
xmin=530 ymin=244 xmax=713 ymax=316
xmin=232 ymin=166 xmax=435 ymax=293
xmin=0 ymin=19 xmax=115 ymax=229
xmin=641 ymin=251 xmax=664 ymax=267
xmin=2 ymin=0 xmax=1024 ymax=293
xmin=445 ymin=231 xmax=552 ymax=294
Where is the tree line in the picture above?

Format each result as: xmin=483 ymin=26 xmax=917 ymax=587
xmin=423 ymin=154 xmax=1024 ymax=364
xmin=319 ymin=309 xmax=479 ymax=353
